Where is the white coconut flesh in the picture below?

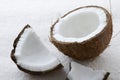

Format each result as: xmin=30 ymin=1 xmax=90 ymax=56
xmin=67 ymin=62 xmax=108 ymax=80
xmin=14 ymin=28 xmax=60 ymax=72
xmin=53 ymin=7 xmax=107 ymax=42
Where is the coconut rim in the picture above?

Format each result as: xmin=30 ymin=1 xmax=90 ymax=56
xmin=50 ymin=5 xmax=111 ymax=44
xmin=11 ymin=25 xmax=63 ymax=74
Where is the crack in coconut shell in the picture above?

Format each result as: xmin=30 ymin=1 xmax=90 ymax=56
xmin=66 ymin=61 xmax=110 ymax=80
xmin=50 ymin=5 xmax=113 ymax=60
xmin=10 ymin=25 xmax=63 ymax=74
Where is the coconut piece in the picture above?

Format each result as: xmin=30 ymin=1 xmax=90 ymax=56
xmin=11 ymin=25 xmax=62 ymax=74
xmin=50 ymin=6 xmax=113 ymax=60
xmin=67 ymin=61 xmax=110 ymax=80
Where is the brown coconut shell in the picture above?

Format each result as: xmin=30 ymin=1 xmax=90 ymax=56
xmin=50 ymin=6 xmax=113 ymax=60
xmin=11 ymin=25 xmax=63 ymax=75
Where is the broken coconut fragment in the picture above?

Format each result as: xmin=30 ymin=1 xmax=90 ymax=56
xmin=50 ymin=6 xmax=112 ymax=60
xmin=11 ymin=25 xmax=62 ymax=74
xmin=67 ymin=61 xmax=110 ymax=80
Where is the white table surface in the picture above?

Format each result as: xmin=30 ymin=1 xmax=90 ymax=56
xmin=0 ymin=0 xmax=120 ymax=80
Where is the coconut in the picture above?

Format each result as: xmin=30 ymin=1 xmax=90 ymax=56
xmin=50 ymin=6 xmax=113 ymax=60
xmin=11 ymin=25 xmax=62 ymax=74
xmin=66 ymin=61 xmax=110 ymax=80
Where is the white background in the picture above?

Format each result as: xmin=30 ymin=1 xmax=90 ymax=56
xmin=0 ymin=0 xmax=120 ymax=80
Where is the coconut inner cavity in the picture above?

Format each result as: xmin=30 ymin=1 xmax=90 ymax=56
xmin=58 ymin=12 xmax=99 ymax=38
xmin=53 ymin=7 xmax=107 ymax=42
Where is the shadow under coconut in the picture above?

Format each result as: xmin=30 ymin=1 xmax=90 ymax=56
xmin=71 ymin=52 xmax=112 ymax=70
xmin=71 ymin=55 xmax=99 ymax=66
xmin=21 ymin=68 xmax=67 ymax=80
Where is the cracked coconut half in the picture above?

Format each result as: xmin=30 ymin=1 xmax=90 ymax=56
xmin=11 ymin=25 xmax=62 ymax=74
xmin=50 ymin=6 xmax=112 ymax=60
xmin=66 ymin=61 xmax=110 ymax=80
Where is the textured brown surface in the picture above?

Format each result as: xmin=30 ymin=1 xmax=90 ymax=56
xmin=10 ymin=25 xmax=63 ymax=75
xmin=50 ymin=6 xmax=113 ymax=60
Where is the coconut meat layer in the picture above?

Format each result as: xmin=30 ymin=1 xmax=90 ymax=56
xmin=67 ymin=62 xmax=108 ymax=80
xmin=15 ymin=28 xmax=60 ymax=71
xmin=53 ymin=7 xmax=107 ymax=42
